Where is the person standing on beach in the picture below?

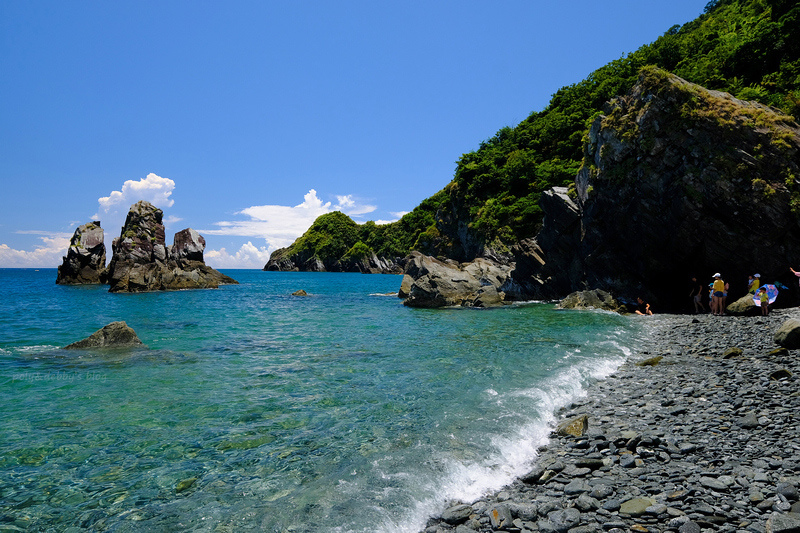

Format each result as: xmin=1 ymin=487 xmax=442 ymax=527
xmin=689 ymin=277 xmax=706 ymax=314
xmin=791 ymin=267 xmax=800 ymax=286
xmin=712 ymin=273 xmax=726 ymax=315
xmin=758 ymin=286 xmax=769 ymax=315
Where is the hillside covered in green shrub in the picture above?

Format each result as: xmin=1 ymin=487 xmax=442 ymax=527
xmin=268 ymin=0 xmax=800 ymax=269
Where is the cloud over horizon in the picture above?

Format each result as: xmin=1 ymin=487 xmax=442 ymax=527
xmin=0 ymin=232 xmax=72 ymax=268
xmin=95 ymin=173 xmax=176 ymax=216
xmin=204 ymin=189 xmax=377 ymax=251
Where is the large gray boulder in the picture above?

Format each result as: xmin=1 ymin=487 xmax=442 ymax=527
xmin=106 ymin=201 xmax=237 ymax=292
xmin=400 ymin=251 xmax=512 ymax=308
xmin=56 ymin=222 xmax=107 ymax=284
xmin=774 ymin=319 xmax=800 ymax=349
xmin=64 ymin=321 xmax=143 ymax=349
xmin=557 ymin=289 xmax=622 ymax=312
xmin=726 ymin=294 xmax=759 ymax=316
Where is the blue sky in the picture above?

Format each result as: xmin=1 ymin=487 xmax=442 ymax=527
xmin=1 ymin=1 xmax=708 ymax=269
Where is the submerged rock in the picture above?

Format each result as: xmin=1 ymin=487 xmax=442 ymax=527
xmin=64 ymin=321 xmax=144 ymax=349
xmin=56 ymin=221 xmax=107 ymax=284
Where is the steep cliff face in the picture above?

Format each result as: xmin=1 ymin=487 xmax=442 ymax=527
xmin=106 ymin=201 xmax=237 ymax=292
xmin=518 ymin=67 xmax=800 ymax=311
xmin=56 ymin=221 xmax=107 ymax=284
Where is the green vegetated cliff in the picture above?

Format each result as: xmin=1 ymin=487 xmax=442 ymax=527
xmin=266 ymin=0 xmax=800 ymax=271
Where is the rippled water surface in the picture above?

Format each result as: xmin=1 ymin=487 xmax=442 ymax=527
xmin=0 ymin=269 xmax=640 ymax=532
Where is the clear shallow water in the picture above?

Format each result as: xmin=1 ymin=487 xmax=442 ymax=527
xmin=0 ymin=269 xmax=640 ymax=532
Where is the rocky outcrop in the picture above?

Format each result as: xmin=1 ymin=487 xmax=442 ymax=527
xmin=726 ymin=294 xmax=759 ymax=316
xmin=264 ymin=248 xmax=402 ymax=274
xmin=335 ymin=252 xmax=403 ymax=274
xmin=400 ymin=251 xmax=512 ymax=308
xmin=56 ymin=222 xmax=107 ymax=284
xmin=106 ymin=201 xmax=238 ymax=292
xmin=513 ymin=67 xmax=800 ymax=311
xmin=774 ymin=319 xmax=800 ymax=349
xmin=556 ymin=290 xmax=623 ymax=313
xmin=64 ymin=321 xmax=143 ymax=349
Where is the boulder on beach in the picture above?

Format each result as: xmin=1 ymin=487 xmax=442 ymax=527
xmin=726 ymin=294 xmax=758 ymax=316
xmin=774 ymin=319 xmax=800 ymax=349
xmin=64 ymin=321 xmax=144 ymax=350
xmin=556 ymin=414 xmax=588 ymax=437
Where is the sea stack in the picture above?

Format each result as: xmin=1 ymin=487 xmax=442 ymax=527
xmin=106 ymin=200 xmax=238 ymax=292
xmin=56 ymin=221 xmax=107 ymax=284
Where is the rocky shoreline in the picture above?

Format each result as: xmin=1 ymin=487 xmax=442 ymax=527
xmin=421 ymin=310 xmax=800 ymax=533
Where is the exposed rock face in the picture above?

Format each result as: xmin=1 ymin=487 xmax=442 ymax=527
xmin=514 ymin=68 xmax=800 ymax=311
xmin=106 ymin=201 xmax=238 ymax=292
xmin=335 ymin=252 xmax=403 ymax=274
xmin=557 ymin=289 xmax=622 ymax=313
xmin=264 ymin=248 xmax=402 ymax=274
xmin=64 ymin=321 xmax=143 ymax=349
xmin=400 ymin=251 xmax=512 ymax=308
xmin=56 ymin=222 xmax=107 ymax=284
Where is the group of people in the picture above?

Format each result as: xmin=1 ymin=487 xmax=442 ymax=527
xmin=688 ymin=267 xmax=800 ymax=316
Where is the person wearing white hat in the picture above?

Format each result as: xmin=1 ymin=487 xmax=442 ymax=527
xmin=712 ymin=273 xmax=726 ymax=315
xmin=748 ymin=274 xmax=760 ymax=294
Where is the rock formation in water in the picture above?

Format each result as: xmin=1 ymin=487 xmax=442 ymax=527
xmin=56 ymin=221 xmax=107 ymax=284
xmin=510 ymin=67 xmax=800 ymax=311
xmin=106 ymin=200 xmax=238 ymax=292
xmin=399 ymin=251 xmax=511 ymax=308
xmin=64 ymin=321 xmax=144 ymax=349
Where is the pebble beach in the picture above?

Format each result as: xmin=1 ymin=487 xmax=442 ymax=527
xmin=422 ymin=309 xmax=800 ymax=533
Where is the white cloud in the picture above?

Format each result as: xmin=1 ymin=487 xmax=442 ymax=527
xmin=372 ymin=211 xmax=410 ymax=225
xmin=205 ymin=242 xmax=272 ymax=269
xmin=95 ymin=173 xmax=175 ymax=216
xmin=203 ymin=189 xmax=378 ymax=252
xmin=92 ymin=172 xmax=177 ymax=253
xmin=0 ymin=233 xmax=72 ymax=268
xmin=335 ymin=194 xmax=376 ymax=216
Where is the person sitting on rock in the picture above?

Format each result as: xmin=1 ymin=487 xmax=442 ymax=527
xmin=748 ymin=274 xmax=760 ymax=294
xmin=635 ymin=297 xmax=653 ymax=316
xmin=758 ymin=286 xmax=769 ymax=316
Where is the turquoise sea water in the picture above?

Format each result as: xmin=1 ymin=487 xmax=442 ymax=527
xmin=0 ymin=269 xmax=640 ymax=532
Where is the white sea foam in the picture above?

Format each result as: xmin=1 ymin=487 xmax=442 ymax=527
xmin=382 ymin=342 xmax=631 ymax=533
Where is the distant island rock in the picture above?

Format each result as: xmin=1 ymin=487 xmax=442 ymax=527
xmin=56 ymin=221 xmax=108 ymax=284
xmin=57 ymin=200 xmax=237 ymax=292
xmin=64 ymin=321 xmax=144 ymax=349
xmin=106 ymin=201 xmax=238 ymax=292
xmin=262 ymin=211 xmax=403 ymax=274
